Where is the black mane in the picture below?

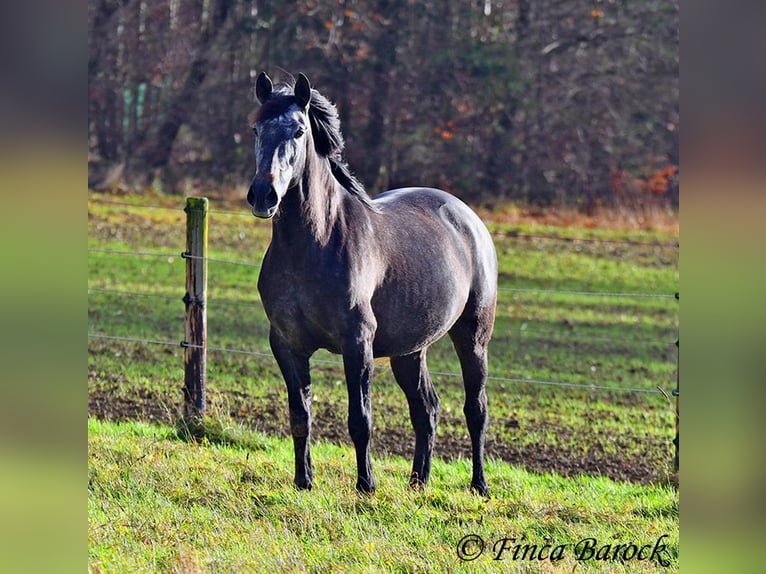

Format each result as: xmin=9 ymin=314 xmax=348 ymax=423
xmin=256 ymin=79 xmax=374 ymax=208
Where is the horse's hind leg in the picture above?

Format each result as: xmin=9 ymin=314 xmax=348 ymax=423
xmin=269 ymin=328 xmax=314 ymax=490
xmin=449 ymin=304 xmax=494 ymax=496
xmin=390 ymin=349 xmax=440 ymax=489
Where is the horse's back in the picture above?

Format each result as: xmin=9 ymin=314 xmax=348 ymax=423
xmin=374 ymin=186 xmax=472 ymax=215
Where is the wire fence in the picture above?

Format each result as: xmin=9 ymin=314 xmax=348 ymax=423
xmin=88 ymin=198 xmax=680 ymax=248
xmin=88 ymin=199 xmax=679 ymax=399
xmin=88 ymin=246 xmax=678 ymax=300
xmin=87 ymin=332 xmax=668 ymax=396
xmin=88 ymin=196 xmax=681 ymax=481
xmin=88 ymin=285 xmax=676 ymax=348
xmin=497 ymin=286 xmax=677 ymax=299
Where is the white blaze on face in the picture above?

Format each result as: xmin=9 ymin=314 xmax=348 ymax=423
xmin=254 ymin=104 xmax=309 ymax=203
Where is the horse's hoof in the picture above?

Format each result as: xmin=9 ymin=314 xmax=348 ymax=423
xmin=409 ymin=472 xmax=427 ymax=490
xmin=356 ymin=478 xmax=376 ymax=494
xmin=470 ymin=482 xmax=489 ymax=497
xmin=294 ymin=477 xmax=313 ymax=491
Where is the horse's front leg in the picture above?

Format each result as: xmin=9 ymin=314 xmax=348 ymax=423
xmin=269 ymin=328 xmax=313 ymax=490
xmin=342 ymin=319 xmax=376 ymax=493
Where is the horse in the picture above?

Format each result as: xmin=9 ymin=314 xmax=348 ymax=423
xmin=246 ymin=72 xmax=497 ymax=495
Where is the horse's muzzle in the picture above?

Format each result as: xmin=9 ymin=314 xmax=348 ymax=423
xmin=247 ymin=181 xmax=279 ymax=219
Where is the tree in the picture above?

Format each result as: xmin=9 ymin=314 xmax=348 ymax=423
xmin=88 ymin=0 xmax=679 ymax=209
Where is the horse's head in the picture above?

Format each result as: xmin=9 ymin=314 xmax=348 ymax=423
xmin=247 ymin=72 xmax=312 ymax=219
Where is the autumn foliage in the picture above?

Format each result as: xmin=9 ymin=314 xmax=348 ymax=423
xmin=88 ymin=0 xmax=678 ymax=211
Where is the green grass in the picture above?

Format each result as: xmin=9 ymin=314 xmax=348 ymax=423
xmin=88 ymin=195 xmax=678 ymax=481
xmin=88 ymin=193 xmax=679 ymax=571
xmin=89 ymin=418 xmax=677 ymax=572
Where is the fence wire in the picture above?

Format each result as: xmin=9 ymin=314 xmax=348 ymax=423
xmin=88 ymin=198 xmax=249 ymax=217
xmin=88 ymin=332 xmax=668 ymax=396
xmin=496 ymin=231 xmax=678 ymax=248
xmin=181 ymin=252 xmax=262 ymax=268
xmin=498 ymin=286 xmax=677 ymax=299
xmin=89 ymin=247 xmax=677 ymax=300
xmin=88 ymin=247 xmax=181 ymax=258
xmin=89 ymin=285 xmax=676 ymax=348
xmin=88 ymin=198 xmax=679 ymax=248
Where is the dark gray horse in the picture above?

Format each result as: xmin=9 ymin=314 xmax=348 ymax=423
xmin=247 ymin=72 xmax=497 ymax=495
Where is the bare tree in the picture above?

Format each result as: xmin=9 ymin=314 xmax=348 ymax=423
xmin=88 ymin=0 xmax=678 ymax=209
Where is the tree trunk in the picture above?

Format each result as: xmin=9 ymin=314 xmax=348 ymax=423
xmin=361 ymin=0 xmax=400 ymax=193
xmin=129 ymin=0 xmax=231 ymax=187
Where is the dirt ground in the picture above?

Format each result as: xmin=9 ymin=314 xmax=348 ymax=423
xmin=89 ymin=385 xmax=675 ymax=486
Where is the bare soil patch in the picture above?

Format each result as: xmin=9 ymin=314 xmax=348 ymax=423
xmin=88 ymin=388 xmax=673 ymax=486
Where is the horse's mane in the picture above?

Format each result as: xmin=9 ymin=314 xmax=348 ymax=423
xmin=256 ymin=79 xmax=375 ymax=209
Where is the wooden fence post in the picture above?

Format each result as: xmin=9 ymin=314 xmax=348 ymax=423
xmin=182 ymin=197 xmax=208 ymax=421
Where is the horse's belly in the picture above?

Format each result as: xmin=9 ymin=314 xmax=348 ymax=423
xmin=370 ymin=281 xmax=468 ymax=357
xmin=265 ymin=303 xmax=343 ymax=355
xmin=372 ymin=323 xmax=454 ymax=358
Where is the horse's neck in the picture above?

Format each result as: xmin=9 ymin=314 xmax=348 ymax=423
xmin=273 ymin=154 xmax=344 ymax=248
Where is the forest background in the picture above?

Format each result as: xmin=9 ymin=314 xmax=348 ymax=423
xmin=88 ymin=0 xmax=679 ymax=213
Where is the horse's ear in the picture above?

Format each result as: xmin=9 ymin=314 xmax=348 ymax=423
xmin=295 ymin=73 xmax=312 ymax=110
xmin=255 ymin=72 xmax=273 ymax=104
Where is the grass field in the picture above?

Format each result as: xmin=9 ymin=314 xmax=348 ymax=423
xmin=89 ymin=418 xmax=677 ymax=572
xmin=88 ymin=191 xmax=679 ymax=571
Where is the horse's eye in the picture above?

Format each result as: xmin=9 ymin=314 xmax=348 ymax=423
xmin=295 ymin=127 xmax=305 ymax=139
